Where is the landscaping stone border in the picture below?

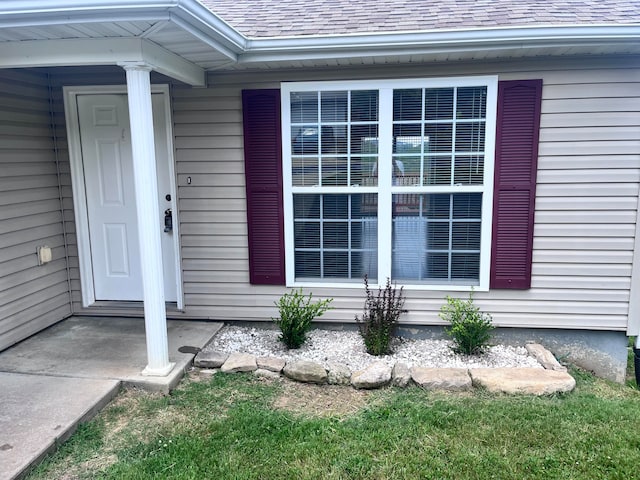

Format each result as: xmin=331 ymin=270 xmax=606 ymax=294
xmin=194 ymin=343 xmax=576 ymax=395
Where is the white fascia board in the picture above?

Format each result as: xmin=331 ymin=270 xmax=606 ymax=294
xmin=0 ymin=0 xmax=178 ymax=15
xmin=0 ymin=37 xmax=205 ymax=86
xmin=0 ymin=10 xmax=173 ymax=27
xmin=240 ymin=24 xmax=640 ymax=62
xmin=169 ymin=0 xmax=246 ymax=55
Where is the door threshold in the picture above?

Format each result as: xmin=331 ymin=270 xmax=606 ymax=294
xmin=91 ymin=301 xmax=180 ymax=312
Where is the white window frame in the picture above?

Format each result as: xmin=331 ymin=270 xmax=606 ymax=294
xmin=282 ymin=76 xmax=498 ymax=291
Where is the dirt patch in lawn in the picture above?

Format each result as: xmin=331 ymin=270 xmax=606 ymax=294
xmin=272 ymin=379 xmax=373 ymax=418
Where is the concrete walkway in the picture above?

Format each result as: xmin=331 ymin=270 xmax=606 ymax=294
xmin=0 ymin=316 xmax=223 ymax=480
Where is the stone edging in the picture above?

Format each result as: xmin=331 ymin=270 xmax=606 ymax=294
xmin=194 ymin=343 xmax=575 ymax=395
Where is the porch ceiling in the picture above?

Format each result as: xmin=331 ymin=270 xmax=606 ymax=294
xmin=0 ymin=20 xmax=238 ymax=71
xmin=0 ymin=0 xmax=244 ymax=85
xmin=0 ymin=0 xmax=639 ymax=79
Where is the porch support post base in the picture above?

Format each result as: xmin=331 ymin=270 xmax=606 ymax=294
xmin=142 ymin=362 xmax=176 ymax=377
xmin=122 ymin=62 xmax=172 ymax=376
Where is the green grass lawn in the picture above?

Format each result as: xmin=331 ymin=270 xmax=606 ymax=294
xmin=29 ymin=367 xmax=640 ymax=480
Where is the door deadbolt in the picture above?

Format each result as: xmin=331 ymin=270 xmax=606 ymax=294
xmin=164 ymin=208 xmax=173 ymax=233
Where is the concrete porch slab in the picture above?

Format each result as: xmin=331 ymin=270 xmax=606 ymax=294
xmin=0 ymin=316 xmax=224 ymax=478
xmin=0 ymin=372 xmax=120 ymax=480
xmin=0 ymin=316 xmax=224 ymax=393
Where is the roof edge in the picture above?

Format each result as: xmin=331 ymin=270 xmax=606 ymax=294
xmin=1 ymin=3 xmax=639 ymax=67
xmin=0 ymin=0 xmax=179 ymax=15
xmin=246 ymin=24 xmax=640 ymax=50
xmin=237 ymin=24 xmax=640 ymax=63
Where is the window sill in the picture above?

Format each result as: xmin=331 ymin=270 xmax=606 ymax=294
xmin=287 ymin=280 xmax=487 ymax=292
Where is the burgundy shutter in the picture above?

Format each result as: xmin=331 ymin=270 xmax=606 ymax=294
xmin=490 ymin=79 xmax=542 ymax=289
xmin=242 ymin=89 xmax=285 ymax=285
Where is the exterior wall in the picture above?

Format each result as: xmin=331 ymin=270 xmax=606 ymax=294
xmin=0 ymin=68 xmax=72 ymax=351
xmin=46 ymin=66 xmax=181 ymax=318
xmin=47 ymin=56 xmax=640 ymax=334
xmin=173 ymin=55 xmax=640 ymax=331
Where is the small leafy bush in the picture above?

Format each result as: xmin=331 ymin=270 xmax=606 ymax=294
xmin=356 ymin=276 xmax=406 ymax=356
xmin=273 ymin=288 xmax=332 ymax=349
xmin=440 ymin=292 xmax=494 ymax=355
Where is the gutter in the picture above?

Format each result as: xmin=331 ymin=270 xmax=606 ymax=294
xmin=248 ymin=24 xmax=640 ymax=49
xmin=0 ymin=0 xmax=180 ymax=15
xmin=241 ymin=24 xmax=640 ymax=62
xmin=172 ymin=0 xmax=245 ymax=52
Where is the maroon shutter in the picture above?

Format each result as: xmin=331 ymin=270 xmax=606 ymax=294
xmin=242 ymin=89 xmax=285 ymax=285
xmin=490 ymin=79 xmax=542 ymax=289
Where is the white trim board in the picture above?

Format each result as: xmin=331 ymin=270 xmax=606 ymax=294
xmin=63 ymin=84 xmax=184 ymax=310
xmin=281 ymin=75 xmax=497 ymax=291
xmin=0 ymin=38 xmax=205 ymax=87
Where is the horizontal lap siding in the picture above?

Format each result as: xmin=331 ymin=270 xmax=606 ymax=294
xmin=174 ymin=57 xmax=638 ymax=331
xmin=46 ymin=67 xmax=180 ymax=316
xmin=526 ymin=66 xmax=639 ymax=330
xmin=173 ymin=85 xmax=252 ymax=318
xmin=47 ymin=67 xmax=139 ymax=315
xmin=37 ymin=59 xmax=637 ymax=332
xmin=0 ymin=69 xmax=71 ymax=351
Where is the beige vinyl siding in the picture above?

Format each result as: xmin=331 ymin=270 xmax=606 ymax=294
xmin=171 ymin=56 xmax=639 ymax=331
xmin=0 ymin=68 xmax=72 ymax=351
xmin=174 ymin=85 xmax=253 ymax=315
xmin=46 ymin=67 xmax=128 ymax=316
xmin=45 ymin=66 xmax=181 ymax=317
xmin=41 ymin=57 xmax=639 ymax=332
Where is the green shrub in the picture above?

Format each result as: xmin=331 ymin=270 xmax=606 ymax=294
xmin=273 ymin=288 xmax=332 ymax=349
xmin=440 ymin=292 xmax=494 ymax=355
xmin=356 ymin=276 xmax=406 ymax=356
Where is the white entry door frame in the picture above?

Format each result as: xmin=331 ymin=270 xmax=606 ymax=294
xmin=64 ymin=84 xmax=184 ymax=310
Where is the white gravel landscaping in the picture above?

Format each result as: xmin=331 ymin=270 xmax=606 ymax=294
xmin=203 ymin=325 xmax=543 ymax=372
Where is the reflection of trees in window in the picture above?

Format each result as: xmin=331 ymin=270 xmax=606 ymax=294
xmin=290 ymin=90 xmax=379 ymax=188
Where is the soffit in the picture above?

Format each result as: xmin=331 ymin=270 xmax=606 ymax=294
xmin=0 ymin=20 xmax=235 ymax=71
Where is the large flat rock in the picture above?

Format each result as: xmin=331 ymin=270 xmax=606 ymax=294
xmin=220 ymin=352 xmax=257 ymax=373
xmin=469 ymin=368 xmax=575 ymax=395
xmin=351 ymin=362 xmax=392 ymax=389
xmin=283 ymin=360 xmax=327 ymax=384
xmin=257 ymin=356 xmax=286 ymax=373
xmin=411 ymin=367 xmax=471 ymax=391
xmin=194 ymin=350 xmax=228 ymax=368
xmin=525 ymin=344 xmax=567 ymax=372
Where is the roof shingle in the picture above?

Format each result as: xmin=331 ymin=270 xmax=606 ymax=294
xmin=200 ymin=0 xmax=640 ymax=38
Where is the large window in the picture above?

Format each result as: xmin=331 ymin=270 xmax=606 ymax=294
xmin=282 ymin=77 xmax=497 ymax=289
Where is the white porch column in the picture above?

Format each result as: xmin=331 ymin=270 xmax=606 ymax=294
xmin=122 ymin=63 xmax=174 ymax=376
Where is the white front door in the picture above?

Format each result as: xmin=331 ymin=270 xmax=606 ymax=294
xmin=76 ymin=93 xmax=177 ymax=302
